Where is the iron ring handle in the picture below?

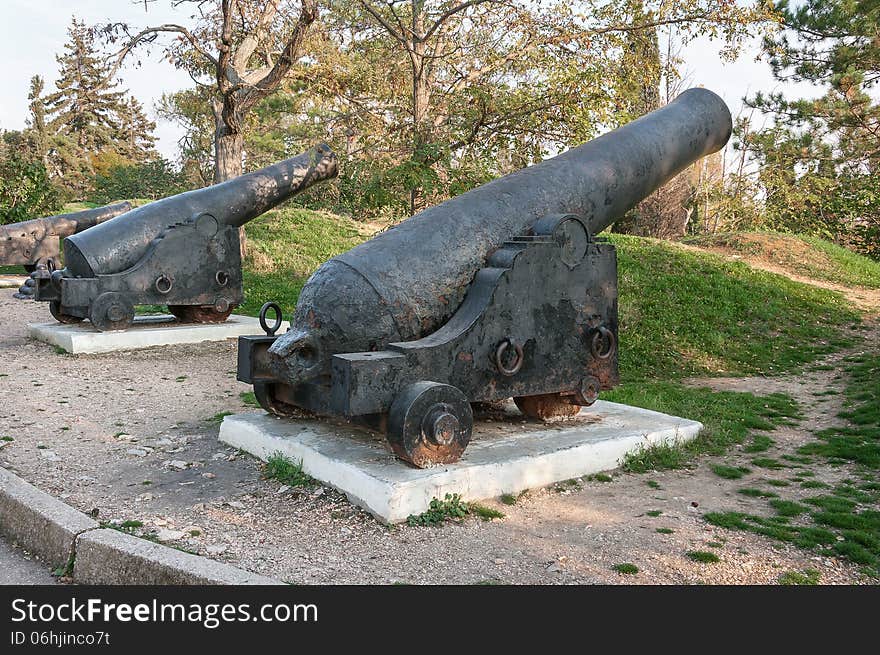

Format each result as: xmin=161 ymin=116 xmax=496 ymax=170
xmin=590 ymin=326 xmax=616 ymax=360
xmin=259 ymin=302 xmax=283 ymax=336
xmin=495 ymin=338 xmax=524 ymax=376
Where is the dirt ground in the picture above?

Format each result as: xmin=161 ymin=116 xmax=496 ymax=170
xmin=0 ymin=289 xmax=876 ymax=585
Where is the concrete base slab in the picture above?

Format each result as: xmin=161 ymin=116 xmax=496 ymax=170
xmin=219 ymin=401 xmax=703 ymax=523
xmin=0 ymin=275 xmax=27 ymax=289
xmin=28 ymin=314 xmax=286 ymax=354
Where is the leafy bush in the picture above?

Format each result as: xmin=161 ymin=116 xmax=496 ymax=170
xmin=0 ymin=150 xmax=60 ymax=224
xmin=88 ymin=159 xmax=188 ymax=205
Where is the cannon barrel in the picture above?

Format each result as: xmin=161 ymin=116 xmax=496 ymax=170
xmin=63 ymin=144 xmax=338 ymax=278
xmin=268 ymin=88 xmax=732 ymax=383
xmin=0 ymin=202 xmax=131 ymax=269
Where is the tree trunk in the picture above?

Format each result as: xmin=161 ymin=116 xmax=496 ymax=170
xmin=213 ymin=118 xmax=247 ymax=256
xmin=409 ymin=3 xmax=430 ymax=215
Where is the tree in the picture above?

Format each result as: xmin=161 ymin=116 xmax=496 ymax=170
xmin=104 ymin=0 xmax=320 ymax=183
xmin=349 ymin=0 xmax=770 ymax=214
xmin=746 ymin=0 xmax=880 ymax=256
xmin=26 ymin=76 xmax=49 ymax=166
xmin=116 ymin=97 xmax=158 ymax=162
xmin=0 ymin=132 xmax=60 ymax=224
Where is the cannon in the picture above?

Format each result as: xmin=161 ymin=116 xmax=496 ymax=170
xmin=237 ymin=89 xmax=732 ymax=468
xmin=28 ymin=145 xmax=337 ymax=331
xmin=2 ymin=202 xmax=131 ymax=274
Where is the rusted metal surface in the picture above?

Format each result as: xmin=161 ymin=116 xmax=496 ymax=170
xmin=2 ymin=202 xmax=131 ymax=274
xmin=238 ymin=89 xmax=733 ymax=468
xmin=29 ymin=145 xmax=338 ymax=331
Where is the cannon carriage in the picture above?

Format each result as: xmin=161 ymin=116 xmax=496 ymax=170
xmin=238 ymin=88 xmax=733 ymax=468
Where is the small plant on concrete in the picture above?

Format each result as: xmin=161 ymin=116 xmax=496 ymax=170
xmin=263 ymin=453 xmax=315 ymax=488
xmin=613 ymin=563 xmax=639 ymax=575
xmin=687 ymin=550 xmax=720 ymax=564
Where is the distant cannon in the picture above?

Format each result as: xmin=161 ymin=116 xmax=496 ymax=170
xmin=238 ymin=89 xmax=732 ymax=468
xmin=29 ymin=145 xmax=338 ymax=331
xmin=2 ymin=202 xmax=131 ymax=274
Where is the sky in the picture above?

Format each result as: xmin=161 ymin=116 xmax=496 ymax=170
xmin=0 ymin=0 xmax=822 ymax=161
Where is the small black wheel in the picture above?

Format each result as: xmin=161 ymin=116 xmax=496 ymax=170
xmin=388 ymin=381 xmax=473 ymax=468
xmin=253 ymin=383 xmax=301 ymax=418
xmin=49 ymin=300 xmax=84 ymax=324
xmin=88 ymin=292 xmax=134 ymax=331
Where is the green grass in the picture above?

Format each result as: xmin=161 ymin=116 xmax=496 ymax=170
xmin=612 ymin=563 xmax=639 ymax=574
xmin=239 ymin=391 xmax=259 ymax=407
xmin=587 ymin=473 xmax=613 ymax=483
xmin=683 ymin=231 xmax=880 ymax=289
xmin=607 ymin=383 xmax=800 ymax=473
xmin=607 ymin=234 xmax=859 ymax=381
xmin=778 ymin=569 xmax=821 ymax=585
xmin=751 ymin=457 xmax=787 ymax=470
xmin=686 ymin=550 xmax=720 ymax=564
xmin=656 ymin=527 xmax=674 ymax=534
xmin=645 ymin=510 xmax=662 ymax=517
xmin=768 ymin=499 xmax=809 ymax=517
xmin=239 ymin=208 xmax=368 ymax=317
xmin=738 ymin=487 xmax=778 ymax=498
xmin=206 ymin=411 xmax=234 ymax=424
xmin=263 ymin=452 xmax=315 ymax=488
xmin=711 ymin=464 xmax=751 ymax=480
xmin=743 ymin=434 xmax=775 ymax=453
xmin=471 ymin=504 xmax=505 ymax=521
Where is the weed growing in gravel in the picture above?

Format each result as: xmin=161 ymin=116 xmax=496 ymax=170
xmin=751 ymin=457 xmax=786 ymax=470
xmin=471 ymin=504 xmax=505 ymax=521
xmin=500 ymin=494 xmax=517 ymax=505
xmin=778 ymin=569 xmax=821 ymax=585
xmin=613 ymin=563 xmax=639 ymax=574
xmin=743 ymin=435 xmax=775 ymax=453
xmin=738 ymin=488 xmax=778 ymax=498
xmin=766 ymin=479 xmax=790 ymax=487
xmin=645 ymin=510 xmax=662 ymax=517
xmin=587 ymin=473 xmax=613 ymax=482
xmin=207 ymin=411 xmax=234 ymax=424
xmin=656 ymin=528 xmax=674 ymax=534
xmin=406 ymin=494 xmax=470 ymax=526
xmin=263 ymin=453 xmax=315 ymax=488
xmin=686 ymin=550 xmax=720 ymax=564
xmin=646 ymin=480 xmax=661 ymax=489
xmin=52 ymin=345 xmax=68 ymax=355
xmin=239 ymin=391 xmax=259 ymax=407
xmin=1 ymin=436 xmax=13 ymax=442
xmin=711 ymin=465 xmax=751 ymax=480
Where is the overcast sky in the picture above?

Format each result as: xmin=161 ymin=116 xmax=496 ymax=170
xmin=0 ymin=0 xmax=819 ymax=161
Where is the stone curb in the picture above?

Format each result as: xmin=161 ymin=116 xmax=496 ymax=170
xmin=0 ymin=466 xmax=282 ymax=585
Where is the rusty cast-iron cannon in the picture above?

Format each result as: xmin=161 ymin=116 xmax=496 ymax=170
xmin=238 ymin=89 xmax=732 ymax=468
xmin=28 ymin=145 xmax=337 ymax=331
xmin=2 ymin=202 xmax=131 ymax=275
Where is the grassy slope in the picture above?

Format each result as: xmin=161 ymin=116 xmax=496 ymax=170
xmin=684 ymin=232 xmax=880 ymax=289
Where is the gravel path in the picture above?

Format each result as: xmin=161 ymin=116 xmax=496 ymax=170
xmin=0 ymin=290 xmax=875 ymax=584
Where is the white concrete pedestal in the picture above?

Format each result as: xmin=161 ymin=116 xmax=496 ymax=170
xmin=219 ymin=401 xmax=703 ymax=523
xmin=28 ymin=314 xmax=284 ymax=354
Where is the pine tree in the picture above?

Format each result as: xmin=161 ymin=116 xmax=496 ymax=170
xmin=44 ymin=18 xmax=130 ymax=193
xmin=26 ymin=76 xmax=48 ymax=165
xmin=115 ymin=97 xmax=157 ymax=163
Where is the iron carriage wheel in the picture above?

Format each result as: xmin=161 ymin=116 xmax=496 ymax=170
xmin=388 ymin=381 xmax=473 ymax=468
xmin=48 ymin=300 xmax=84 ymax=324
